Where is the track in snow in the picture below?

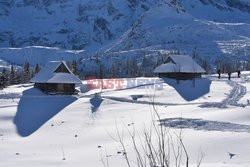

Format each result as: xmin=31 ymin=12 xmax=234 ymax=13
xmin=200 ymin=80 xmax=247 ymax=108
xmin=101 ymin=95 xmax=203 ymax=106
xmin=79 ymin=77 xmax=248 ymax=108
xmin=160 ymin=117 xmax=250 ymax=133
xmin=102 ymin=80 xmax=247 ymax=108
xmin=101 ymin=80 xmax=248 ymax=108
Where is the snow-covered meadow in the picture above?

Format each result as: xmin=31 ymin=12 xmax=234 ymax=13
xmin=1 ymin=72 xmax=250 ymax=167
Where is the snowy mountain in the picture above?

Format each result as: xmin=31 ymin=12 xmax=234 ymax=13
xmin=102 ymin=0 xmax=250 ymax=61
xmin=0 ymin=0 xmax=250 ymax=68
xmin=0 ymin=0 xmax=153 ymax=50
xmin=0 ymin=46 xmax=84 ymax=66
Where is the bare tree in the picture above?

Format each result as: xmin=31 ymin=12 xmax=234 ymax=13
xmin=102 ymin=93 xmax=204 ymax=167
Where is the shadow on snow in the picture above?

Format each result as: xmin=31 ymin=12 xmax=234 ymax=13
xmin=90 ymin=95 xmax=103 ymax=113
xmin=13 ymin=88 xmax=77 ymax=137
xmin=163 ymin=78 xmax=212 ymax=101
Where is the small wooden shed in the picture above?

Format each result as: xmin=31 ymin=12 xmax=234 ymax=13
xmin=30 ymin=61 xmax=82 ymax=94
xmin=154 ymin=55 xmax=206 ymax=80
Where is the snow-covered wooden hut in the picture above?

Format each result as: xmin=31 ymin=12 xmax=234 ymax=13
xmin=30 ymin=61 xmax=82 ymax=94
xmin=154 ymin=55 xmax=206 ymax=80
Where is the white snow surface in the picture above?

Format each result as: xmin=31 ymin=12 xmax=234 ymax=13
xmin=1 ymin=72 xmax=250 ymax=166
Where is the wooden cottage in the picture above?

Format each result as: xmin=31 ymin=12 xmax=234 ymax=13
xmin=154 ymin=55 xmax=206 ymax=80
xmin=30 ymin=61 xmax=82 ymax=94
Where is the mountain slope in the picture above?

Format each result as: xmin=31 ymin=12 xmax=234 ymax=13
xmin=0 ymin=0 xmax=250 ymax=68
xmin=0 ymin=0 xmax=156 ymax=51
xmin=102 ymin=0 xmax=250 ymax=61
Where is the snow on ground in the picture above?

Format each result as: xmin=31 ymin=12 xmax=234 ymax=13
xmin=1 ymin=73 xmax=250 ymax=167
xmin=0 ymin=46 xmax=84 ymax=66
xmin=0 ymin=58 xmax=22 ymax=72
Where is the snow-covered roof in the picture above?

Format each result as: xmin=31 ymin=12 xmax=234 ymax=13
xmin=154 ymin=55 xmax=206 ymax=73
xmin=30 ymin=61 xmax=82 ymax=84
xmin=154 ymin=63 xmax=178 ymax=73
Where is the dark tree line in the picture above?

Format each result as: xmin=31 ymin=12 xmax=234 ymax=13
xmin=191 ymin=48 xmax=250 ymax=74
xmin=78 ymin=50 xmax=184 ymax=79
xmin=1 ymin=55 xmax=250 ymax=89
xmin=215 ymin=59 xmax=250 ymax=74
xmin=0 ymin=63 xmax=41 ymax=89
xmin=0 ymin=61 xmax=80 ymax=89
xmin=77 ymin=49 xmax=214 ymax=79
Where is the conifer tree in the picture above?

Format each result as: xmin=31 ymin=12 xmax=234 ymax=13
xmin=22 ymin=62 xmax=30 ymax=83
xmin=246 ymin=61 xmax=250 ymax=70
xmin=9 ymin=65 xmax=16 ymax=85
xmin=99 ymin=64 xmax=104 ymax=79
xmin=71 ymin=60 xmax=78 ymax=75
xmin=34 ymin=64 xmax=41 ymax=74
xmin=0 ymin=68 xmax=8 ymax=88
xmin=31 ymin=70 xmax=34 ymax=79
xmin=111 ymin=63 xmax=117 ymax=78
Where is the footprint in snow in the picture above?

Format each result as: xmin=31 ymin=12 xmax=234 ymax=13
xmin=131 ymin=95 xmax=143 ymax=101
